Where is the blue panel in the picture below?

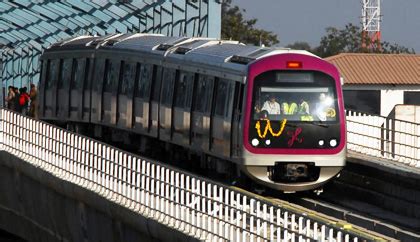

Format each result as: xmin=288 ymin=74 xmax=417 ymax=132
xmin=109 ymin=5 xmax=128 ymax=18
xmin=66 ymin=0 xmax=94 ymax=12
xmin=92 ymin=10 xmax=112 ymax=22
xmin=31 ymin=5 xmax=60 ymax=20
xmin=207 ymin=0 xmax=221 ymax=38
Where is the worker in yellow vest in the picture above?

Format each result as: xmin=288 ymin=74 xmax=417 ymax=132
xmin=281 ymin=101 xmax=298 ymax=115
xmin=298 ymin=99 xmax=314 ymax=121
xmin=298 ymin=99 xmax=310 ymax=114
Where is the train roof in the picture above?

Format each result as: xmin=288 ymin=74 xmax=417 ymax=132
xmin=44 ymin=33 xmax=318 ymax=74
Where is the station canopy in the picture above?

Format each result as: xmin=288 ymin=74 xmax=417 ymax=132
xmin=0 ymin=0 xmax=221 ymax=97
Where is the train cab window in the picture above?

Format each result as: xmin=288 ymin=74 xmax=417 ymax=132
xmin=120 ymin=62 xmax=136 ymax=95
xmin=214 ymin=79 xmax=233 ymax=117
xmin=72 ymin=58 xmax=86 ymax=89
xmin=58 ymin=59 xmax=73 ymax=89
xmin=135 ymin=63 xmax=153 ymax=99
xmin=194 ymin=74 xmax=214 ymax=113
xmin=174 ymin=71 xmax=194 ymax=109
xmin=161 ymin=68 xmax=176 ymax=105
xmin=103 ymin=60 xmax=120 ymax=93
xmin=46 ymin=59 xmax=60 ymax=89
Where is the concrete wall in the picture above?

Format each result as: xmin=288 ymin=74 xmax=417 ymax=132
xmin=380 ymin=89 xmax=404 ymax=117
xmin=0 ymin=151 xmax=200 ymax=242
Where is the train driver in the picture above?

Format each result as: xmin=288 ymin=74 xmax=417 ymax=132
xmin=261 ymin=94 xmax=281 ymax=115
xmin=316 ymin=93 xmax=333 ymax=121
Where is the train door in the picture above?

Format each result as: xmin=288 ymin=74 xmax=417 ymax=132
xmin=191 ymin=74 xmax=214 ymax=152
xmin=159 ymin=68 xmax=176 ymax=141
xmin=230 ymin=83 xmax=245 ymax=158
xmin=90 ymin=58 xmax=106 ymax=124
xmin=210 ymin=78 xmax=235 ymax=157
xmin=172 ymin=71 xmax=195 ymax=146
xmin=117 ymin=61 xmax=136 ymax=129
xmin=56 ymin=59 xmax=72 ymax=120
xmin=44 ymin=59 xmax=59 ymax=119
xmin=69 ymin=58 xmax=87 ymax=121
xmin=133 ymin=63 xmax=153 ymax=134
xmin=149 ymin=66 xmax=163 ymax=138
xmin=102 ymin=59 xmax=121 ymax=126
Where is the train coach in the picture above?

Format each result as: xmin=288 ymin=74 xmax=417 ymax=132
xmin=39 ymin=33 xmax=346 ymax=193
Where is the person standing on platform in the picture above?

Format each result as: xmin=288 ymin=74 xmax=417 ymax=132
xmin=6 ymin=86 xmax=15 ymax=110
xmin=19 ymin=87 xmax=30 ymax=116
xmin=13 ymin=87 xmax=21 ymax=113
xmin=29 ymin=84 xmax=39 ymax=119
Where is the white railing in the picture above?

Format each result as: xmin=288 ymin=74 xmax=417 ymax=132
xmin=347 ymin=110 xmax=420 ymax=168
xmin=0 ymin=109 xmax=368 ymax=242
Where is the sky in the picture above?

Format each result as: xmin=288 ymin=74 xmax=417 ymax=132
xmin=234 ymin=0 xmax=420 ymax=53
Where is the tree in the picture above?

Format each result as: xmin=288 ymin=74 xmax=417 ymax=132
xmin=313 ymin=23 xmax=415 ymax=57
xmin=221 ymin=0 xmax=279 ymax=47
xmin=285 ymin=42 xmax=313 ymax=52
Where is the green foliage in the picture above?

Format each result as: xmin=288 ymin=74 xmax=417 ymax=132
xmin=314 ymin=23 xmax=362 ymax=57
xmin=285 ymin=42 xmax=312 ymax=52
xmin=221 ymin=0 xmax=279 ymax=47
xmin=222 ymin=2 xmax=414 ymax=57
xmin=286 ymin=23 xmax=415 ymax=57
xmin=312 ymin=23 xmax=415 ymax=57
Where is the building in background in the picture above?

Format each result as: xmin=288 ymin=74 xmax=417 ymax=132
xmin=326 ymin=53 xmax=420 ymax=117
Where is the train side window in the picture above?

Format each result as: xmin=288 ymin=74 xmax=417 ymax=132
xmin=161 ymin=68 xmax=176 ymax=105
xmin=174 ymin=71 xmax=194 ymax=109
xmin=121 ymin=62 xmax=136 ymax=95
xmin=72 ymin=58 xmax=86 ymax=89
xmin=93 ymin=59 xmax=106 ymax=91
xmin=194 ymin=74 xmax=214 ymax=113
xmin=151 ymin=66 xmax=162 ymax=102
xmin=214 ymin=79 xmax=232 ymax=117
xmin=46 ymin=59 xmax=60 ymax=89
xmin=58 ymin=59 xmax=72 ymax=89
xmin=135 ymin=63 xmax=153 ymax=99
xmin=103 ymin=59 xmax=120 ymax=93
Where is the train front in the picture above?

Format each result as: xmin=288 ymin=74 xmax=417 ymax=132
xmin=241 ymin=52 xmax=346 ymax=192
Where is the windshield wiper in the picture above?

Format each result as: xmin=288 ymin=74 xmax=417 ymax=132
xmin=309 ymin=122 xmax=328 ymax=128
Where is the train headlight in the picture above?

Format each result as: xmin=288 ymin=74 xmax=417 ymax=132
xmin=318 ymin=139 xmax=325 ymax=146
xmin=251 ymin=138 xmax=259 ymax=147
xmin=329 ymin=139 xmax=337 ymax=147
xmin=265 ymin=139 xmax=271 ymax=146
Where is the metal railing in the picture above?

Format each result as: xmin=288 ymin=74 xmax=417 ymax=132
xmin=0 ymin=109 xmax=368 ymax=242
xmin=346 ymin=110 xmax=420 ymax=168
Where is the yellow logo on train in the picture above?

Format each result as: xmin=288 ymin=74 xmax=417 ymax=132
xmin=255 ymin=119 xmax=287 ymax=139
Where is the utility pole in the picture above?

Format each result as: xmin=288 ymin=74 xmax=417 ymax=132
xmin=361 ymin=0 xmax=382 ymax=51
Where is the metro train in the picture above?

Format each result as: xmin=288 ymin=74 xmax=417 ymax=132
xmin=39 ymin=34 xmax=346 ymax=192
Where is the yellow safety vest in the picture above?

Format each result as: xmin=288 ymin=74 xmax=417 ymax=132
xmin=282 ymin=102 xmax=298 ymax=115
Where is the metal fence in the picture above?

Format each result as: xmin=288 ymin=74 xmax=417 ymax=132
xmin=0 ymin=109 xmax=368 ymax=241
xmin=346 ymin=110 xmax=420 ymax=168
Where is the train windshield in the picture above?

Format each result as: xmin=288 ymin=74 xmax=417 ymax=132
xmin=252 ymin=71 xmax=338 ymax=122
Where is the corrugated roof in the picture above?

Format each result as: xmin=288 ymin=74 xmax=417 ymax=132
xmin=326 ymin=53 xmax=420 ymax=85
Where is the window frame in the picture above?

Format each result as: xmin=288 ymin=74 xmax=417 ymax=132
xmin=174 ymin=71 xmax=194 ymax=109
xmin=193 ymin=74 xmax=214 ymax=114
xmin=46 ymin=59 xmax=60 ymax=89
xmin=160 ymin=68 xmax=176 ymax=106
xmin=214 ymin=78 xmax=233 ymax=118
